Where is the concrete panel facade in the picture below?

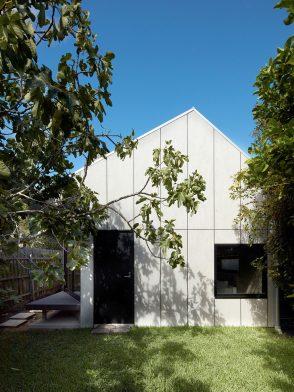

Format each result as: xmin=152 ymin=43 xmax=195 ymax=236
xmin=241 ymin=299 xmax=267 ymax=326
xmin=160 ymin=115 xmax=188 ymax=230
xmin=133 ymin=129 xmax=161 ymax=228
xmin=215 ymin=299 xmax=241 ymax=326
xmin=188 ymin=111 xmax=214 ymax=230
xmin=188 ymin=230 xmax=214 ymax=326
xmin=84 ymin=159 xmax=107 ymax=204
xmin=161 ymin=230 xmax=188 ymax=326
xmin=214 ymin=131 xmax=240 ymax=230
xmin=107 ymin=153 xmax=134 ymax=229
xmin=80 ymin=108 xmax=275 ymax=328
xmin=134 ymin=238 xmax=160 ymax=326
xmin=80 ymin=242 xmax=94 ymax=328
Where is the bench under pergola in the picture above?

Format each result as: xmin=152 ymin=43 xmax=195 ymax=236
xmin=26 ymin=291 xmax=80 ymax=320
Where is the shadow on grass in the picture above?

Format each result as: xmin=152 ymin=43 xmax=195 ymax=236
xmin=251 ymin=329 xmax=294 ymax=392
xmin=84 ymin=329 xmax=212 ymax=392
xmin=172 ymin=377 xmax=211 ymax=392
xmin=0 ymin=328 xmax=212 ymax=392
xmin=2 ymin=328 xmax=294 ymax=392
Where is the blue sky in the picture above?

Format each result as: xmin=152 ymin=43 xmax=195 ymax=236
xmin=39 ymin=0 xmax=290 ymax=170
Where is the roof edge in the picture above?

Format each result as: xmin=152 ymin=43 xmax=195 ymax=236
xmin=190 ymin=107 xmax=248 ymax=157
xmin=75 ymin=107 xmax=248 ymax=174
xmin=75 ymin=108 xmax=195 ymax=173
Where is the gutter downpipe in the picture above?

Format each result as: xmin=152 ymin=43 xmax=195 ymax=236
xmin=274 ymin=285 xmax=282 ymax=334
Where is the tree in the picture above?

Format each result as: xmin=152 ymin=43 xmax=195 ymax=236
xmin=231 ymin=1 xmax=294 ymax=296
xmin=0 ymin=0 xmax=206 ymax=286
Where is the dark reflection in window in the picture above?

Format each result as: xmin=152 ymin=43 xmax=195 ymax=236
xmin=215 ymin=244 xmax=267 ymax=298
xmin=66 ymin=269 xmax=80 ymax=296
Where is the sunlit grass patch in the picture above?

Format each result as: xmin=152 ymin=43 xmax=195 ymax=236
xmin=0 ymin=327 xmax=293 ymax=392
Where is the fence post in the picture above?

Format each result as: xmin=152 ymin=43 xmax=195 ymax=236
xmin=31 ymin=273 xmax=35 ymax=301
xmin=0 ymin=247 xmax=62 ymax=314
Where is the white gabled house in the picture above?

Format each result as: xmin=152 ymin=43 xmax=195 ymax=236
xmin=77 ymin=107 xmax=278 ymax=328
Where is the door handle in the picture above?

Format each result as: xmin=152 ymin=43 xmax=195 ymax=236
xmin=123 ymin=272 xmax=131 ymax=278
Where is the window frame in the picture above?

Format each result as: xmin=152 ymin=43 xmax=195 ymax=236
xmin=214 ymin=244 xmax=267 ymax=299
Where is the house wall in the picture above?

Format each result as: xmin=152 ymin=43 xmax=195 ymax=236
xmin=80 ymin=240 xmax=94 ymax=328
xmin=80 ymin=108 xmax=277 ymax=327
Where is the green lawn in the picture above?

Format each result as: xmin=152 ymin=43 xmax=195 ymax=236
xmin=0 ymin=327 xmax=293 ymax=392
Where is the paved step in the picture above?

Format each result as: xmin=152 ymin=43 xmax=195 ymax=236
xmin=10 ymin=312 xmax=34 ymax=320
xmin=0 ymin=319 xmax=28 ymax=328
xmin=92 ymin=324 xmax=133 ymax=334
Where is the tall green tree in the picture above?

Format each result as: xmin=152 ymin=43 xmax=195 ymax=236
xmin=231 ymin=1 xmax=294 ymax=296
xmin=0 ymin=0 xmax=206 ymax=285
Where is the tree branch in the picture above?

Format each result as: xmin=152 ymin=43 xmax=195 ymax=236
xmin=36 ymin=6 xmax=56 ymax=46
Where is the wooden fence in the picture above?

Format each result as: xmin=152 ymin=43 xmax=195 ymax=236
xmin=0 ymin=247 xmax=63 ymax=314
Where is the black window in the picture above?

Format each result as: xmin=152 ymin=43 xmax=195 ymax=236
xmin=215 ymin=244 xmax=267 ymax=299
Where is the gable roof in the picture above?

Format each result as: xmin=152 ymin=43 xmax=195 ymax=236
xmin=75 ymin=107 xmax=248 ymax=174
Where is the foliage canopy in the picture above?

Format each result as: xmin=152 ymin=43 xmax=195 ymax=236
xmin=231 ymin=1 xmax=294 ymax=296
xmin=0 ymin=0 xmax=206 ymax=286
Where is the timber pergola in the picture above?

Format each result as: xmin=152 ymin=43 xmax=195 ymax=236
xmin=26 ymin=291 xmax=80 ymax=320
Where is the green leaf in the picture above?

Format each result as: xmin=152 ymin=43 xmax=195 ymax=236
xmin=0 ymin=15 xmax=9 ymax=26
xmin=24 ymin=39 xmax=37 ymax=60
xmin=2 ymin=239 xmax=18 ymax=256
xmin=0 ymin=160 xmax=10 ymax=177
xmin=24 ymin=92 xmax=31 ymax=102
xmin=11 ymin=23 xmax=24 ymax=40
xmin=0 ymin=37 xmax=7 ymax=50
xmin=26 ymin=22 xmax=34 ymax=36
xmin=31 ymin=101 xmax=39 ymax=117
xmin=6 ymin=46 xmax=25 ymax=70
xmin=136 ymin=196 xmax=148 ymax=204
xmin=287 ymin=53 xmax=294 ymax=65
xmin=38 ymin=7 xmax=46 ymax=27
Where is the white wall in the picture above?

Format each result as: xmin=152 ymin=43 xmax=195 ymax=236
xmin=188 ymin=230 xmax=214 ymax=326
xmin=160 ymin=115 xmax=188 ymax=230
xmin=80 ymin=241 xmax=94 ymax=328
xmin=107 ymin=153 xmax=134 ymax=229
xmin=133 ymin=129 xmax=161 ymax=228
xmin=188 ymin=111 xmax=214 ymax=229
xmin=161 ymin=230 xmax=188 ymax=326
xmin=134 ymin=238 xmax=160 ymax=326
xmin=81 ymin=108 xmax=274 ymax=327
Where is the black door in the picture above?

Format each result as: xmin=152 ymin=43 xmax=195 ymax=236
xmin=94 ymin=231 xmax=134 ymax=324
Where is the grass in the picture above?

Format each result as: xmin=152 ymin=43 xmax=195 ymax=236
xmin=0 ymin=327 xmax=293 ymax=392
